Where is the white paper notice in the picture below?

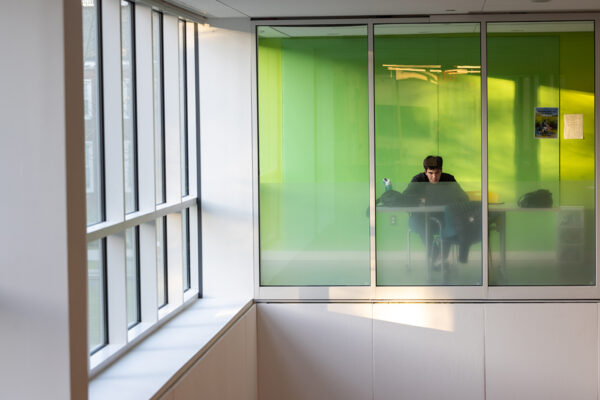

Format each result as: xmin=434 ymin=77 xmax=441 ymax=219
xmin=564 ymin=114 xmax=583 ymax=139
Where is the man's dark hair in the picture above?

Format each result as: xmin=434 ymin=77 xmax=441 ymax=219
xmin=423 ymin=155 xmax=443 ymax=170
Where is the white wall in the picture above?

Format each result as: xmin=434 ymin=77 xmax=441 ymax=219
xmin=258 ymin=303 xmax=373 ymax=400
xmin=198 ymin=18 xmax=255 ymax=300
xmin=258 ymin=302 xmax=598 ymax=400
xmin=0 ymin=0 xmax=87 ymax=398
xmin=485 ymin=303 xmax=598 ymax=400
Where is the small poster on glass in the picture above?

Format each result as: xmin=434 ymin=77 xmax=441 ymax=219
xmin=534 ymin=107 xmax=559 ymax=139
xmin=564 ymin=113 xmax=584 ymax=139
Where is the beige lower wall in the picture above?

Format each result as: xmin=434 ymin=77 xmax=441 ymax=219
xmin=257 ymin=302 xmax=598 ymax=400
xmin=159 ymin=302 xmax=599 ymax=400
xmin=161 ymin=305 xmax=258 ymax=400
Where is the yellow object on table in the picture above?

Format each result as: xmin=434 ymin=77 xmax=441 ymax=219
xmin=466 ymin=190 xmax=500 ymax=203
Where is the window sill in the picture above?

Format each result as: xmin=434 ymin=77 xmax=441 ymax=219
xmin=88 ymin=297 xmax=253 ymax=400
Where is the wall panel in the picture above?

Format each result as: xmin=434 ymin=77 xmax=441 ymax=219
xmin=373 ymin=303 xmax=485 ymax=400
xmin=199 ymin=18 xmax=254 ymax=299
xmin=165 ymin=306 xmax=257 ymax=400
xmin=257 ymin=303 xmax=373 ymax=400
xmin=485 ymin=303 xmax=598 ymax=400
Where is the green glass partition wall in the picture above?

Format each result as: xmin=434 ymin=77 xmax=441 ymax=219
xmin=487 ymin=21 xmax=595 ymax=285
xmin=374 ymin=23 xmax=482 ymax=286
xmin=256 ymin=20 xmax=596 ymax=290
xmin=258 ymin=26 xmax=370 ymax=286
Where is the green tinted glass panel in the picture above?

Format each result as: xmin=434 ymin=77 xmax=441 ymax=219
xmin=258 ymin=25 xmax=370 ymax=286
xmin=487 ymin=21 xmax=595 ymax=286
xmin=374 ymin=23 xmax=482 ymax=286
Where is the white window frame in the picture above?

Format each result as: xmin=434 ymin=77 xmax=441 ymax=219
xmin=86 ymin=0 xmax=200 ymax=376
xmin=251 ymin=13 xmax=600 ymax=301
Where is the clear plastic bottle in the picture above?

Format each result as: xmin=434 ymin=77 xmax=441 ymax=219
xmin=382 ymin=178 xmax=392 ymax=191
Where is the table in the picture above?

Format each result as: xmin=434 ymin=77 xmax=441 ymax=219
xmin=377 ymin=205 xmax=448 ymax=278
xmin=488 ymin=204 xmax=572 ymax=274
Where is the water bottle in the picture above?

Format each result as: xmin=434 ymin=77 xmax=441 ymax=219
xmin=382 ymin=178 xmax=392 ymax=191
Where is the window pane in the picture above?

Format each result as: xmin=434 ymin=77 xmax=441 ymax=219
xmin=82 ymin=0 xmax=104 ymax=225
xmin=121 ymin=1 xmax=138 ymax=213
xmin=179 ymin=20 xmax=189 ymax=196
xmin=374 ymin=23 xmax=482 ymax=286
xmin=88 ymin=239 xmax=106 ymax=353
xmin=153 ymin=11 xmax=165 ymax=204
xmin=157 ymin=217 xmax=168 ymax=307
xmin=487 ymin=21 xmax=595 ymax=285
xmin=182 ymin=208 xmax=191 ymax=290
xmin=258 ymin=25 xmax=370 ymax=286
xmin=126 ymin=226 xmax=140 ymax=327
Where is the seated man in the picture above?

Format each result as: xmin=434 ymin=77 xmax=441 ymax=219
xmin=403 ymin=155 xmax=469 ymax=267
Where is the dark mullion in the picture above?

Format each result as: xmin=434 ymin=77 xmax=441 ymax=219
xmin=90 ymin=0 xmax=108 ymax=356
xmin=182 ymin=20 xmax=189 ymax=196
xmin=98 ymin=0 xmax=107 ymax=223
xmin=135 ymin=226 xmax=141 ymax=323
xmin=159 ymin=215 xmax=169 ymax=308
xmin=185 ymin=207 xmax=191 ymax=290
xmin=194 ymin=22 xmax=203 ymax=299
xmin=159 ymin=13 xmax=167 ymax=204
xmin=130 ymin=1 xmax=140 ymax=212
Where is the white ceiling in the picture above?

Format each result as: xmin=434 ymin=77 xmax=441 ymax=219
xmin=169 ymin=0 xmax=600 ymax=19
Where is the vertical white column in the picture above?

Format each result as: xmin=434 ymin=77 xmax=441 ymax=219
xmin=367 ymin=21 xmax=376 ymax=295
xmin=594 ymin=15 xmax=600 ymax=289
xmin=64 ymin=0 xmax=89 ymax=396
xmin=251 ymin=21 xmax=260 ymax=299
xmin=481 ymin=20 xmax=489 ymax=291
xmin=199 ymin=18 xmax=254 ymax=299
xmin=0 ymin=0 xmax=87 ymax=398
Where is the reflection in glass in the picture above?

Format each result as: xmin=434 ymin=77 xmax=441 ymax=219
xmin=121 ymin=0 xmax=138 ymax=213
xmin=153 ymin=11 xmax=165 ymax=204
xmin=487 ymin=21 xmax=595 ymax=285
xmin=156 ymin=217 xmax=168 ymax=307
xmin=179 ymin=20 xmax=189 ymax=196
xmin=374 ymin=23 xmax=482 ymax=286
xmin=258 ymin=25 xmax=370 ymax=286
xmin=87 ymin=239 xmax=106 ymax=353
xmin=125 ymin=226 xmax=140 ymax=327
xmin=82 ymin=0 xmax=104 ymax=225
xmin=182 ymin=208 xmax=191 ymax=290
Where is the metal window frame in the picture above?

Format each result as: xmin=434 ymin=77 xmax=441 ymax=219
xmin=122 ymin=0 xmax=141 ymax=213
xmin=179 ymin=19 xmax=190 ymax=197
xmin=87 ymin=0 xmax=108 ymax=356
xmin=159 ymin=11 xmax=167 ymax=205
xmin=84 ymin=0 xmax=107 ymax=227
xmin=88 ymin=4 xmax=200 ymax=376
xmin=158 ymin=215 xmax=169 ymax=308
xmin=126 ymin=225 xmax=142 ymax=329
xmin=194 ymin=21 xmax=203 ymax=299
xmin=89 ymin=238 xmax=109 ymax=355
xmin=183 ymin=207 xmax=191 ymax=291
xmin=152 ymin=10 xmax=167 ymax=204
